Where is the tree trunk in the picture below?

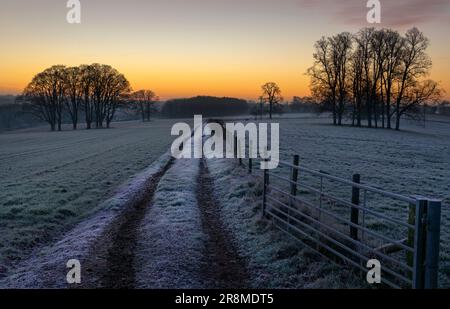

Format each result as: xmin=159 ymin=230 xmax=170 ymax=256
xmin=357 ymin=98 xmax=361 ymax=127
xmin=332 ymin=98 xmax=337 ymax=125
xmin=395 ymin=99 xmax=401 ymax=130
xmin=352 ymin=104 xmax=356 ymax=126
xmin=374 ymin=99 xmax=378 ymax=128
xmin=386 ymin=92 xmax=391 ymax=129
xmin=380 ymin=79 xmax=385 ymax=128
xmin=269 ymin=101 xmax=273 ymax=119
xmin=395 ymin=113 xmax=401 ymax=130
xmin=140 ymin=103 xmax=145 ymax=122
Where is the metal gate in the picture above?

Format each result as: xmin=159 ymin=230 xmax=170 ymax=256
xmin=257 ymin=155 xmax=442 ymax=289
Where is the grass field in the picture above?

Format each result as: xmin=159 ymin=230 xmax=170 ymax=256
xmin=0 ymin=119 xmax=179 ymax=274
xmin=1 ymin=114 xmax=448 ymax=287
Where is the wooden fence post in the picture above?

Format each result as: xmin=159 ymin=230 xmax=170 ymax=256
xmin=350 ymin=174 xmax=360 ymax=240
xmin=262 ymin=159 xmax=269 ymax=217
xmin=234 ymin=135 xmax=238 ymax=163
xmin=290 ymin=155 xmax=300 ymax=196
xmin=248 ymin=141 xmax=253 ymax=174
xmin=238 ymin=139 xmax=242 ymax=166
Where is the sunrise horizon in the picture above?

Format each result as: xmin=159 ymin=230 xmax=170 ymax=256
xmin=1 ymin=0 xmax=450 ymax=101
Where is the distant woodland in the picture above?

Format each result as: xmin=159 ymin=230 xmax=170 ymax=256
xmin=160 ymin=96 xmax=249 ymax=118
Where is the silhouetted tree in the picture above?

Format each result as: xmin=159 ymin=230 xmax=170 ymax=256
xmin=393 ymin=28 xmax=433 ymax=130
xmin=23 ymin=65 xmax=66 ymax=131
xmin=331 ymin=32 xmax=353 ymax=125
xmin=307 ymin=38 xmax=338 ymax=124
xmin=130 ymin=90 xmax=158 ymax=122
xmin=64 ymin=66 xmax=82 ymax=129
xmin=381 ymin=29 xmax=404 ymax=129
xmin=261 ymin=82 xmax=283 ymax=119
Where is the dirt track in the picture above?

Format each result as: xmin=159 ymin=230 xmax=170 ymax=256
xmin=78 ymin=155 xmax=248 ymax=289
xmin=94 ymin=156 xmax=249 ymax=288
xmin=81 ymin=158 xmax=175 ymax=288
xmin=196 ymin=158 xmax=249 ymax=288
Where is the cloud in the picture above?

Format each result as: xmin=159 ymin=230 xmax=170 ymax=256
xmin=297 ymin=0 xmax=450 ymax=27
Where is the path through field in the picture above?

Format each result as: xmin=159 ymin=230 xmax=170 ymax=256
xmin=98 ymin=158 xmax=175 ymax=288
xmin=81 ymin=128 xmax=248 ymax=288
xmin=196 ymin=158 xmax=249 ymax=288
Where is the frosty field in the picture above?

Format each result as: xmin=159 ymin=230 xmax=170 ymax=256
xmin=0 ymin=120 xmax=180 ymax=275
xmin=0 ymin=114 xmax=449 ymax=288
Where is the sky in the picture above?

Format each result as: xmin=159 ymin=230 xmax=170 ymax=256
xmin=1 ymin=0 xmax=450 ymax=100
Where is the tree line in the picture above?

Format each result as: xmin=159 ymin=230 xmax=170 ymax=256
xmin=307 ymin=27 xmax=443 ymax=130
xmin=20 ymin=64 xmax=159 ymax=131
xmin=161 ymin=96 xmax=249 ymax=118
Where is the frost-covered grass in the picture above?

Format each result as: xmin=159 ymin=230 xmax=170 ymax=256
xmin=134 ymin=128 xmax=206 ymax=288
xmin=134 ymin=157 xmax=206 ymax=288
xmin=0 ymin=119 xmax=180 ymax=274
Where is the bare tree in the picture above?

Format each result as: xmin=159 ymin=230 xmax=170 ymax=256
xmin=382 ymin=29 xmax=404 ymax=129
xmin=369 ymin=28 xmax=388 ymax=128
xmin=64 ymin=66 xmax=82 ymax=129
xmin=261 ymin=82 xmax=283 ymax=119
xmin=308 ymin=33 xmax=352 ymax=126
xmin=350 ymin=42 xmax=365 ymax=126
xmin=330 ymin=32 xmax=353 ymax=125
xmin=131 ymin=90 xmax=158 ymax=122
xmin=104 ymin=71 xmax=131 ymax=128
xmin=258 ymin=96 xmax=265 ymax=120
xmin=394 ymin=28 xmax=433 ymax=130
xmin=22 ymin=65 xmax=66 ymax=131
xmin=307 ymin=37 xmax=338 ymax=125
xmin=79 ymin=64 xmax=95 ymax=129
xmin=81 ymin=64 xmax=131 ymax=129
xmin=90 ymin=63 xmax=107 ymax=128
xmin=355 ymin=28 xmax=375 ymax=127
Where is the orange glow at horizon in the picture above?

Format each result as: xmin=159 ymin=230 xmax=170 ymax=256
xmin=0 ymin=57 xmax=312 ymax=101
xmin=1 ymin=0 xmax=449 ymax=101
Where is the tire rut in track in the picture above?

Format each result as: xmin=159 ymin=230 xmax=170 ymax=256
xmin=196 ymin=158 xmax=249 ymax=288
xmin=97 ymin=157 xmax=174 ymax=288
